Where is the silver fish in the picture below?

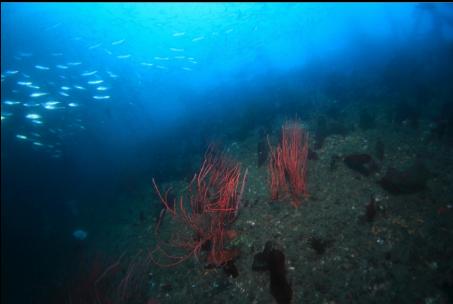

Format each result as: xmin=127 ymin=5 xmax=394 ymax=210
xmin=35 ymin=65 xmax=50 ymax=70
xmin=111 ymin=39 xmax=125 ymax=45
xmin=30 ymin=92 xmax=48 ymax=98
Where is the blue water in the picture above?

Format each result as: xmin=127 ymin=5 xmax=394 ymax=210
xmin=2 ymin=3 xmax=453 ymax=304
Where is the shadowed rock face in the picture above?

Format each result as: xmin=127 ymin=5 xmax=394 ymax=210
xmin=379 ymin=162 xmax=430 ymax=195
xmin=252 ymin=241 xmax=292 ymax=304
xmin=343 ymin=154 xmax=379 ymax=176
xmin=309 ymin=236 xmax=334 ymax=255
xmin=222 ymin=260 xmax=239 ymax=278
xmin=314 ymin=116 xmax=352 ymax=150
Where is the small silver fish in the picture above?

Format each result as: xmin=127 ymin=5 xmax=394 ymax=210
xmin=35 ymin=65 xmax=50 ymax=70
xmin=88 ymin=43 xmax=102 ymax=50
xmin=16 ymin=134 xmax=28 ymax=140
xmin=117 ymin=54 xmax=131 ymax=59
xmin=26 ymin=113 xmax=41 ymax=119
xmin=111 ymin=39 xmax=125 ymax=45
xmin=107 ymin=71 xmax=118 ymax=78
xmin=93 ymin=95 xmax=110 ymax=100
xmin=192 ymin=36 xmax=205 ymax=42
xmin=81 ymin=70 xmax=97 ymax=76
xmin=30 ymin=92 xmax=48 ymax=98
xmin=88 ymin=79 xmax=104 ymax=85
xmin=4 ymin=100 xmax=21 ymax=105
